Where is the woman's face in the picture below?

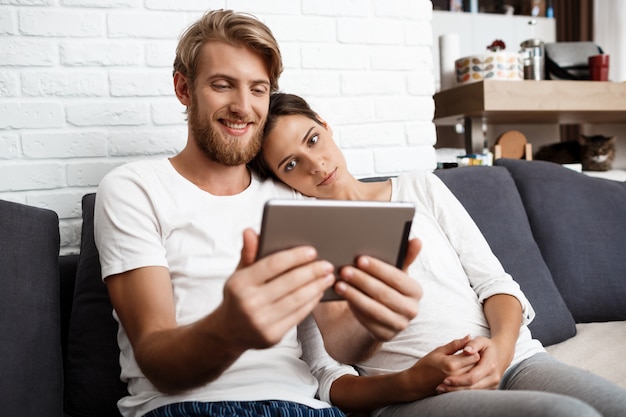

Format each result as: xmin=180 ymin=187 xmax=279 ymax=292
xmin=261 ymin=114 xmax=348 ymax=198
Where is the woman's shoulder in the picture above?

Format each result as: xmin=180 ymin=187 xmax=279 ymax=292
xmin=397 ymin=169 xmax=439 ymax=186
xmin=394 ymin=169 xmax=451 ymax=200
xmin=392 ymin=170 xmax=433 ymax=200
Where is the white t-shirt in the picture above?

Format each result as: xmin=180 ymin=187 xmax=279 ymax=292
xmin=301 ymin=170 xmax=545 ymax=407
xmin=94 ymin=159 xmax=328 ymax=417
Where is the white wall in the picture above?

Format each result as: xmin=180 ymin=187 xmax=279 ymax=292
xmin=0 ymin=0 xmax=437 ymax=254
xmin=594 ymin=0 xmax=626 ymax=83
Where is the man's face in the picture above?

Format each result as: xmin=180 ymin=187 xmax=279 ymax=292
xmin=187 ymin=42 xmax=271 ymax=166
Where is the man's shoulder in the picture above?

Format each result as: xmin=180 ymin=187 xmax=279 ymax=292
xmin=254 ymin=175 xmax=304 ymax=199
xmin=100 ymin=158 xmax=169 ymax=185
xmin=97 ymin=159 xmax=172 ymax=202
xmin=106 ymin=158 xmax=168 ymax=178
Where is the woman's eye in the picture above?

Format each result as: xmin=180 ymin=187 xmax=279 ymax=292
xmin=285 ymin=159 xmax=298 ymax=172
xmin=309 ymin=134 xmax=319 ymax=146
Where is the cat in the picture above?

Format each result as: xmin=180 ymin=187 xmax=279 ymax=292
xmin=534 ymin=135 xmax=617 ymax=171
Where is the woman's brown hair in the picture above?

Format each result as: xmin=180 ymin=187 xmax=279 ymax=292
xmin=249 ymin=93 xmax=324 ymax=179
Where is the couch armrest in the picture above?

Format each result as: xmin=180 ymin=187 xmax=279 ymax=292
xmin=0 ymin=199 xmax=63 ymax=417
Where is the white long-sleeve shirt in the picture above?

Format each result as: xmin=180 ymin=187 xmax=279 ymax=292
xmin=300 ymin=170 xmax=544 ymax=407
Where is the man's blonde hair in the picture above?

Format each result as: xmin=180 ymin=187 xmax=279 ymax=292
xmin=173 ymin=9 xmax=283 ymax=92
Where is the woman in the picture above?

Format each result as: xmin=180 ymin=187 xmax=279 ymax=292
xmin=249 ymin=93 xmax=626 ymax=417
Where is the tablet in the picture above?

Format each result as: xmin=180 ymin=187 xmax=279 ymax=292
xmin=256 ymin=199 xmax=415 ymax=301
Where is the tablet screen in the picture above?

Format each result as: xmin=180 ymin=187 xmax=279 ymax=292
xmin=256 ymin=199 xmax=415 ymax=301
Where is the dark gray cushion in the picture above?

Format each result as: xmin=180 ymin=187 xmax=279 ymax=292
xmin=59 ymin=254 xmax=78 ymax=364
xmin=495 ymin=158 xmax=626 ymax=323
xmin=435 ymin=166 xmax=576 ymax=346
xmin=64 ymin=194 xmax=126 ymax=417
xmin=0 ymin=199 xmax=63 ymax=417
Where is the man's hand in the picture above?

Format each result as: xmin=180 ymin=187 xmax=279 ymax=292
xmin=222 ymin=228 xmax=336 ymax=349
xmin=336 ymin=237 xmax=422 ymax=340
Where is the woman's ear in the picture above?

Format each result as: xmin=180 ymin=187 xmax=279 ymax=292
xmin=317 ymin=115 xmax=333 ymax=136
xmin=174 ymin=72 xmax=192 ymax=106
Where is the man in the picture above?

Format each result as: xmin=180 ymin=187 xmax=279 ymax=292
xmin=94 ymin=9 xmax=422 ymax=417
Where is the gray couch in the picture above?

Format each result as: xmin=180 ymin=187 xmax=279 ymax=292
xmin=1 ymin=158 xmax=624 ymax=417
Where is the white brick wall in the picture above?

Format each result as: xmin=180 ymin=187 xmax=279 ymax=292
xmin=0 ymin=0 xmax=436 ymax=254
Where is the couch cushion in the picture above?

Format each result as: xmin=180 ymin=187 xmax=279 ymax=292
xmin=64 ymin=194 xmax=127 ymax=417
xmin=545 ymin=321 xmax=626 ymax=391
xmin=0 ymin=199 xmax=63 ymax=417
xmin=435 ymin=166 xmax=576 ymax=346
xmin=495 ymin=158 xmax=626 ymax=323
xmin=59 ymin=254 xmax=78 ymax=364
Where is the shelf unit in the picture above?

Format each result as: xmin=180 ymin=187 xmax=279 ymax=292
xmin=433 ymin=80 xmax=626 ymax=154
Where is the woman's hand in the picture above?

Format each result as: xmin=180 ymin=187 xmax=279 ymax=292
xmin=401 ymin=335 xmax=481 ymax=399
xmin=436 ymin=294 xmax=522 ymax=393
xmin=435 ymin=335 xmax=512 ymax=393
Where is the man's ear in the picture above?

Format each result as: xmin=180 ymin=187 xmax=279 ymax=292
xmin=173 ymin=71 xmax=192 ymax=106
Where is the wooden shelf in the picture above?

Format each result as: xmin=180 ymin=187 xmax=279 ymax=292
xmin=433 ymin=80 xmax=626 ymax=153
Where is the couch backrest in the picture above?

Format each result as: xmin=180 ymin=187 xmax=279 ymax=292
xmin=64 ymin=193 xmax=127 ymax=417
xmin=435 ymin=165 xmax=577 ymax=346
xmin=495 ymin=158 xmax=626 ymax=323
xmin=0 ymin=199 xmax=63 ymax=417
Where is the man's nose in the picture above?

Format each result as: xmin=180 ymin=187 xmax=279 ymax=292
xmin=228 ymin=90 xmax=251 ymax=116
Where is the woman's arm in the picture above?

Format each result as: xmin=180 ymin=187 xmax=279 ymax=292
xmin=435 ymin=294 xmax=522 ymax=393
xmin=328 ymin=336 xmax=479 ymax=413
xmin=425 ymin=173 xmax=535 ymax=324
xmin=300 ymin=313 xmax=478 ymax=414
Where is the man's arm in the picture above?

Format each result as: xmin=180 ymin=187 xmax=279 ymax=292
xmin=106 ymin=266 xmax=244 ymax=393
xmin=107 ymin=231 xmax=335 ymax=394
xmin=312 ymin=238 xmax=423 ymax=364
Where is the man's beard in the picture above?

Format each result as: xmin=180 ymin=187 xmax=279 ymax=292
xmin=188 ymin=100 xmax=264 ymax=167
